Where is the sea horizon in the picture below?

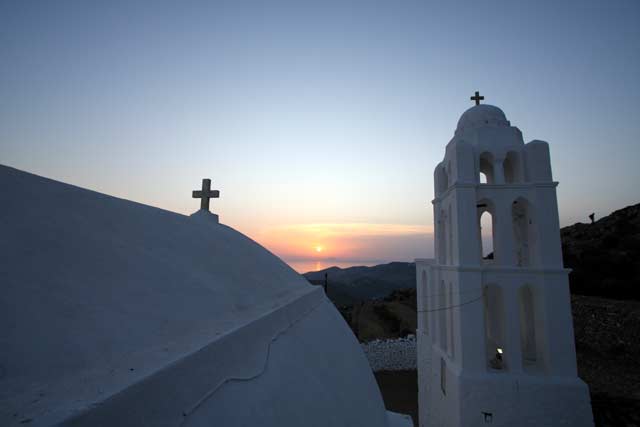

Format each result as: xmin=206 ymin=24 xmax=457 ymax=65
xmin=285 ymin=259 xmax=385 ymax=274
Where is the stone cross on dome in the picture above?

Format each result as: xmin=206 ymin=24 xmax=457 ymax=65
xmin=192 ymin=178 xmax=220 ymax=212
xmin=470 ymin=91 xmax=485 ymax=106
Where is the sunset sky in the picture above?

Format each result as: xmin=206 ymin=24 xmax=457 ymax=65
xmin=2 ymin=1 xmax=639 ymax=272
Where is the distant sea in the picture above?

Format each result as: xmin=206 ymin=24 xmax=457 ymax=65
xmin=286 ymin=259 xmax=380 ymax=274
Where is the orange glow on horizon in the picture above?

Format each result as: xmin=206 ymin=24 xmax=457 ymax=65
xmin=255 ymin=222 xmax=433 ymax=261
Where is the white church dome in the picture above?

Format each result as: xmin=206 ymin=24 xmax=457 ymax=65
xmin=0 ymin=165 xmax=398 ymax=427
xmin=456 ymin=104 xmax=510 ymax=131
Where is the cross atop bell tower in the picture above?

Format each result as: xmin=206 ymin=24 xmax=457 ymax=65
xmin=470 ymin=90 xmax=484 ymax=105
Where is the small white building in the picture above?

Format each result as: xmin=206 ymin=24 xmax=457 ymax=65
xmin=415 ymin=99 xmax=594 ymax=426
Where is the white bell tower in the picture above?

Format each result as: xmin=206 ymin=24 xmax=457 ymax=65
xmin=415 ymin=94 xmax=594 ymax=427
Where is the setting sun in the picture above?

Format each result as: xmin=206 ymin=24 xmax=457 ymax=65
xmin=256 ymin=223 xmax=433 ymax=264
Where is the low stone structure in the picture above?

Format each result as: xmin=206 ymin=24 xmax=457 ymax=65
xmin=362 ymin=336 xmax=417 ymax=371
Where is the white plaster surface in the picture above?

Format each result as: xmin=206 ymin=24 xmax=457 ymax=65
xmin=386 ymin=411 xmax=414 ymax=427
xmin=362 ymin=336 xmax=417 ymax=371
xmin=0 ymin=165 xmax=392 ymax=427
xmin=455 ymin=104 xmax=510 ymax=132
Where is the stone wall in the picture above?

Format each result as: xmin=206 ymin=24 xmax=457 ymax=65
xmin=362 ymin=335 xmax=417 ymax=371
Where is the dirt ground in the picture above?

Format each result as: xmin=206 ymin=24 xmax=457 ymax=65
xmin=573 ymin=295 xmax=640 ymax=426
xmin=374 ymin=370 xmax=418 ymax=427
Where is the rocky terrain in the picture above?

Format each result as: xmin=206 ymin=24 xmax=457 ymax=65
xmin=361 ymin=336 xmax=417 ymax=371
xmin=572 ymin=295 xmax=640 ymax=425
xmin=562 ymin=203 xmax=640 ymax=299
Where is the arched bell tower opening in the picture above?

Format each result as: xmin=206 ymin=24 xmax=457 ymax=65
xmin=479 ymin=152 xmax=495 ymax=184
xmin=484 ymin=285 xmax=506 ymax=371
xmin=512 ymin=197 xmax=536 ymax=267
xmin=438 ymin=280 xmax=448 ymax=354
xmin=503 ymin=151 xmax=522 ymax=183
xmin=421 ymin=270 xmax=429 ymax=334
xmin=437 ymin=208 xmax=448 ymax=265
xmin=477 ymin=199 xmax=496 ymax=262
xmin=519 ymin=285 xmax=539 ymax=369
xmin=436 ymin=164 xmax=449 ymax=194
xmin=447 ymin=282 xmax=455 ymax=359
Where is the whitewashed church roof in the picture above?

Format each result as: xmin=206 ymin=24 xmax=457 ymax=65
xmin=456 ymin=104 xmax=510 ymax=131
xmin=0 ymin=165 xmax=393 ymax=427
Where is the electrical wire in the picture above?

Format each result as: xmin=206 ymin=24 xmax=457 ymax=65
xmin=417 ymin=292 xmax=485 ymax=313
xmin=420 ymin=288 xmax=483 ymax=298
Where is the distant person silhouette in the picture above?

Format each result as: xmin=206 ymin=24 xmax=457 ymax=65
xmin=589 ymin=213 xmax=595 ymax=224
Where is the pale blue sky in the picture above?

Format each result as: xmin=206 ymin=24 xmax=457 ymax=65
xmin=1 ymin=0 xmax=639 ymax=264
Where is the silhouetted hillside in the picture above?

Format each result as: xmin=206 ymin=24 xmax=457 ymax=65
xmin=562 ymin=203 xmax=640 ymax=300
xmin=304 ymin=262 xmax=415 ymax=305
